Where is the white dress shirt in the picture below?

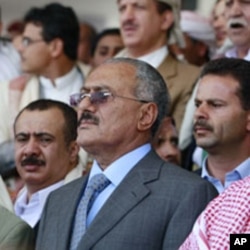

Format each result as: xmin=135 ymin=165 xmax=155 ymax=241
xmin=14 ymin=180 xmax=63 ymax=227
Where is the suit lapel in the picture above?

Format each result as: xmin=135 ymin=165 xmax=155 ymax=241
xmin=79 ymin=150 xmax=163 ymax=249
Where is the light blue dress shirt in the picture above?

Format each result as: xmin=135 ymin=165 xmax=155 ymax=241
xmin=86 ymin=143 xmax=151 ymax=227
xmin=201 ymin=157 xmax=250 ymax=193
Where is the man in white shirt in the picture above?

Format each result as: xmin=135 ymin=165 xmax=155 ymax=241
xmin=179 ymin=0 xmax=250 ymax=168
xmin=0 ymin=3 xmax=90 ymax=174
xmin=116 ymin=0 xmax=200 ymax=131
xmin=14 ymin=99 xmax=82 ymax=227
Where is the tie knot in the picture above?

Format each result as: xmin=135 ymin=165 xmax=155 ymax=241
xmin=87 ymin=174 xmax=110 ymax=193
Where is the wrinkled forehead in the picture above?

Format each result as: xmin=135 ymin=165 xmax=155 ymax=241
xmin=84 ymin=62 xmax=137 ymax=92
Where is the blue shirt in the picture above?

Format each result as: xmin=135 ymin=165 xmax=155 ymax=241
xmin=201 ymin=157 xmax=250 ymax=193
xmin=86 ymin=143 xmax=151 ymax=227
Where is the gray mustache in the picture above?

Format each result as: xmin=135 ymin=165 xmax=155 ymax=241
xmin=227 ymin=18 xmax=248 ymax=29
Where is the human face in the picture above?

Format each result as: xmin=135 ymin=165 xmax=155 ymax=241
xmin=212 ymin=0 xmax=228 ymax=47
xmin=117 ymin=0 xmax=172 ymax=56
xmin=92 ymin=34 xmax=124 ymax=68
xmin=194 ymin=74 xmax=249 ymax=153
xmin=14 ymin=108 xmax=77 ymax=193
xmin=180 ymin=33 xmax=206 ymax=66
xmin=18 ymin=23 xmax=51 ymax=74
xmin=225 ymin=0 xmax=250 ymax=49
xmin=76 ymin=62 xmax=154 ymax=163
xmin=152 ymin=117 xmax=181 ymax=165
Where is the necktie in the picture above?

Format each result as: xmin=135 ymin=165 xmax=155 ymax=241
xmin=70 ymin=174 xmax=110 ymax=250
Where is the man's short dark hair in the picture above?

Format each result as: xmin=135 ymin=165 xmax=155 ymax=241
xmin=14 ymin=99 xmax=78 ymax=146
xmin=200 ymin=58 xmax=250 ymax=110
xmin=23 ymin=3 xmax=79 ymax=60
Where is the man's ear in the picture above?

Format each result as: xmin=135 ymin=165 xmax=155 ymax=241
xmin=137 ymin=103 xmax=158 ymax=132
xmin=68 ymin=141 xmax=80 ymax=163
xmin=161 ymin=10 xmax=174 ymax=31
xmin=49 ymin=38 xmax=64 ymax=58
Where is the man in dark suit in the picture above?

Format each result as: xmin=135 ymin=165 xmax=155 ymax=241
xmin=36 ymin=58 xmax=217 ymax=250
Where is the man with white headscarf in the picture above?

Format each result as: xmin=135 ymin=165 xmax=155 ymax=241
xmin=179 ymin=10 xmax=216 ymax=66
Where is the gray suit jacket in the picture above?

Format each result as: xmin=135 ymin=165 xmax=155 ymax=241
xmin=36 ymin=150 xmax=217 ymax=250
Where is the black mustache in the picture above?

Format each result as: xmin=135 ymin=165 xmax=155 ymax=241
xmin=21 ymin=156 xmax=45 ymax=167
xmin=78 ymin=112 xmax=99 ymax=126
xmin=193 ymin=119 xmax=213 ymax=131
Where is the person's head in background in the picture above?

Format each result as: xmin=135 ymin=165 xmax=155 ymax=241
xmin=91 ymin=28 xmax=124 ymax=68
xmin=212 ymin=0 xmax=228 ymax=48
xmin=18 ymin=3 xmax=79 ymax=75
xmin=117 ymin=0 xmax=185 ymax=57
xmin=152 ymin=116 xmax=181 ymax=165
xmin=179 ymin=10 xmax=215 ymax=66
xmin=6 ymin=20 xmax=24 ymax=51
xmin=224 ymin=0 xmax=250 ymax=58
xmin=77 ymin=22 xmax=97 ymax=65
xmin=13 ymin=99 xmax=79 ymax=198
xmin=6 ymin=20 xmax=24 ymax=40
xmin=211 ymin=0 xmax=233 ymax=57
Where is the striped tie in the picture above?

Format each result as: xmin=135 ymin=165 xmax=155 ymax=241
xmin=70 ymin=174 xmax=110 ymax=250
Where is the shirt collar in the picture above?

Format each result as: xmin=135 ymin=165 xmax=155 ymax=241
xmin=15 ymin=180 xmax=64 ymax=209
xmin=89 ymin=143 xmax=152 ymax=187
xmin=116 ymin=46 xmax=168 ymax=68
xmin=225 ymin=47 xmax=250 ymax=61
xmin=201 ymin=157 xmax=250 ymax=180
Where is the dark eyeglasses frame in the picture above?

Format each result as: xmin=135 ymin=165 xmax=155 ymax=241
xmin=21 ymin=37 xmax=45 ymax=47
xmin=70 ymin=91 xmax=150 ymax=107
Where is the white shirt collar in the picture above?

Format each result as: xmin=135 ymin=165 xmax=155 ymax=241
xmin=116 ymin=46 xmax=168 ymax=68
xmin=225 ymin=47 xmax=250 ymax=61
xmin=137 ymin=46 xmax=168 ymax=68
xmin=14 ymin=180 xmax=64 ymax=227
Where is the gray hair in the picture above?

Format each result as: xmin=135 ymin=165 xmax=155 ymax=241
xmin=104 ymin=57 xmax=170 ymax=136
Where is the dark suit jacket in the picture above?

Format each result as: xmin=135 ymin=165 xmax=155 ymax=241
xmin=157 ymin=54 xmax=200 ymax=131
xmin=36 ymin=150 xmax=218 ymax=250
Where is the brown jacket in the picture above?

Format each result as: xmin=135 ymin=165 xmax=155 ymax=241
xmin=157 ymin=54 xmax=200 ymax=131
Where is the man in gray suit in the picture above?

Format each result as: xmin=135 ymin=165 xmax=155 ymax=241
xmin=36 ymin=58 xmax=218 ymax=250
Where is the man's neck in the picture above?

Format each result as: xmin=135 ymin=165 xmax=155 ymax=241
xmin=206 ymin=153 xmax=249 ymax=184
xmin=40 ymin=59 xmax=76 ymax=82
xmin=235 ymin=45 xmax=250 ymax=59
